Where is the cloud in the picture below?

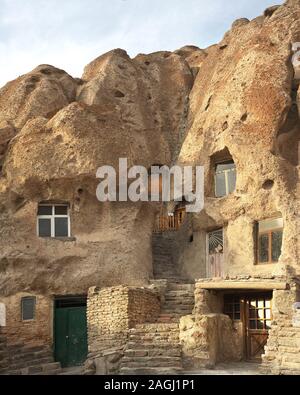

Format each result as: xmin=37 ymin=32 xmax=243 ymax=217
xmin=0 ymin=0 xmax=284 ymax=87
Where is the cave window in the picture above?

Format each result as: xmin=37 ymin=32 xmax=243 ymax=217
xmin=37 ymin=204 xmax=70 ymax=238
xmin=215 ymin=160 xmax=236 ymax=198
xmin=256 ymin=218 xmax=283 ymax=264
xmin=21 ymin=297 xmax=36 ymax=321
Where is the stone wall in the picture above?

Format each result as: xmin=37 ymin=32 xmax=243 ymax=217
xmin=0 ymin=293 xmax=52 ymax=347
xmin=180 ymin=286 xmax=243 ymax=368
xmin=262 ymin=283 xmax=300 ymax=375
xmin=87 ymin=285 xmax=161 ymax=355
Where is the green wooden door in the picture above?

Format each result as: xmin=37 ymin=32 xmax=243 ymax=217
xmin=55 ymin=306 xmax=88 ymax=368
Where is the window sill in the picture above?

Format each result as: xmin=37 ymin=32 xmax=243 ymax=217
xmin=39 ymin=237 xmax=76 ymax=242
xmin=255 ymin=262 xmax=278 ymax=265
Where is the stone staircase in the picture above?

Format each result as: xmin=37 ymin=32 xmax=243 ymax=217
xmin=0 ymin=339 xmax=63 ymax=375
xmin=153 ymin=233 xmax=180 ymax=279
xmin=120 ymin=281 xmax=195 ymax=375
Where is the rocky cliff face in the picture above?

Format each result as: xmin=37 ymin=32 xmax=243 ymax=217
xmin=178 ymin=1 xmax=300 ymax=279
xmin=0 ymin=1 xmax=299 ymax=296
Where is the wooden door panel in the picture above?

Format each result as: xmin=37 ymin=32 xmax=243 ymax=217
xmin=223 ymin=292 xmax=272 ymax=361
xmin=55 ymin=306 xmax=88 ymax=368
xmin=248 ymin=331 xmax=269 ymax=360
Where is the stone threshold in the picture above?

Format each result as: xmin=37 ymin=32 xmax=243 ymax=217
xmin=196 ymin=278 xmax=287 ymax=291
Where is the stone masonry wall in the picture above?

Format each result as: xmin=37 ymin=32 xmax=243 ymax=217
xmin=262 ymin=283 xmax=300 ymax=375
xmin=87 ymin=285 xmax=161 ymax=355
xmin=180 ymin=284 xmax=242 ymax=368
xmin=0 ymin=293 xmax=52 ymax=347
xmin=128 ymin=288 xmax=161 ymax=328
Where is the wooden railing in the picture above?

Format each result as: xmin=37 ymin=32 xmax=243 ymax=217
xmin=154 ymin=209 xmax=186 ymax=233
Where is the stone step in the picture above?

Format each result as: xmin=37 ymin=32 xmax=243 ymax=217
xmin=283 ymin=355 xmax=300 ymax=364
xmin=128 ymin=337 xmax=180 ymax=345
xmin=17 ymin=362 xmax=61 ymax=376
xmin=120 ymin=367 xmax=183 ymax=376
xmin=164 ymin=303 xmax=194 ymax=308
xmin=167 ymin=283 xmax=195 ymax=291
xmin=125 ymin=348 xmax=182 ymax=358
xmin=161 ymin=309 xmax=193 ymax=315
xmin=126 ymin=342 xmax=181 ymax=350
xmin=165 ymin=290 xmax=195 ymax=296
xmin=8 ymin=356 xmax=54 ymax=370
xmin=164 ymin=297 xmax=194 ymax=302
xmin=134 ymin=323 xmax=179 ymax=331
xmin=32 ymin=368 xmax=62 ymax=376
xmin=157 ymin=317 xmax=181 ymax=324
xmin=281 ymin=360 xmax=300 ymax=370
xmin=121 ymin=356 xmax=182 ymax=369
xmin=278 ymin=368 xmax=300 ymax=376
xmin=10 ymin=350 xmax=52 ymax=362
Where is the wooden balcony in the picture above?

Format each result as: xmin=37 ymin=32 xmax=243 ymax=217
xmin=154 ymin=209 xmax=186 ymax=233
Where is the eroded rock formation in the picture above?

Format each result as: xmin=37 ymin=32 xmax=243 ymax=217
xmin=0 ymin=0 xmax=299 ymax=297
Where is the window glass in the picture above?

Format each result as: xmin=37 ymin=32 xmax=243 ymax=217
xmin=259 ymin=218 xmax=284 ymax=232
xmin=55 ymin=218 xmax=69 ymax=237
xmin=216 ymin=162 xmax=235 ymax=172
xmin=258 ymin=234 xmax=269 ymax=263
xmin=271 ymin=230 xmax=283 ymax=262
xmin=215 ymin=173 xmax=226 ymax=198
xmin=38 ymin=218 xmax=51 ymax=237
xmin=250 ymin=320 xmax=257 ymax=329
xmin=55 ymin=206 xmax=68 ymax=216
xmin=22 ymin=297 xmax=36 ymax=321
xmin=38 ymin=206 xmax=53 ymax=216
xmin=227 ymin=168 xmax=237 ymax=194
xmin=215 ymin=161 xmax=236 ymax=197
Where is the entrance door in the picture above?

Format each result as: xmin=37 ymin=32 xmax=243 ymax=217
xmin=54 ymin=297 xmax=88 ymax=368
xmin=224 ymin=292 xmax=272 ymax=361
xmin=245 ymin=295 xmax=272 ymax=360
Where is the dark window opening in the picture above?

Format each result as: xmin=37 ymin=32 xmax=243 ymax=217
xmin=21 ymin=297 xmax=36 ymax=321
xmin=224 ymin=295 xmax=241 ymax=321
xmin=55 ymin=296 xmax=87 ymax=309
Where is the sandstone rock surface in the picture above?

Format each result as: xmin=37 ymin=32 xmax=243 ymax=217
xmin=0 ymin=1 xmax=299 ymax=296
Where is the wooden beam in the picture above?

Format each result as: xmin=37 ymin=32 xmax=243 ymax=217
xmin=197 ymin=281 xmax=287 ymax=291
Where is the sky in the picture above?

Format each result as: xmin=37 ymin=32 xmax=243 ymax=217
xmin=0 ymin=0 xmax=284 ymax=87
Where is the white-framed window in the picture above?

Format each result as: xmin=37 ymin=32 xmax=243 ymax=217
xmin=215 ymin=161 xmax=236 ymax=198
xmin=37 ymin=204 xmax=70 ymax=238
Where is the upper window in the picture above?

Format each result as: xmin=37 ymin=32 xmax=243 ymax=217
xmin=21 ymin=297 xmax=36 ymax=321
xmin=37 ymin=204 xmax=70 ymax=238
xmin=257 ymin=218 xmax=283 ymax=264
xmin=215 ymin=161 xmax=236 ymax=198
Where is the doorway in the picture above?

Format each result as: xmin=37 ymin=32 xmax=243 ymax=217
xmin=224 ymin=292 xmax=272 ymax=360
xmin=54 ymin=296 xmax=88 ymax=368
